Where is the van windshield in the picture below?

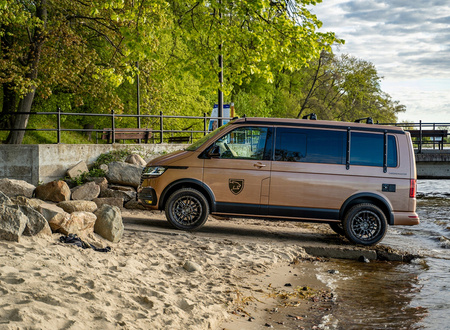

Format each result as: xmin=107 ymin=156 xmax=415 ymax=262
xmin=186 ymin=122 xmax=232 ymax=151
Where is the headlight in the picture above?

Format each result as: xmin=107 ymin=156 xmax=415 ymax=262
xmin=143 ymin=166 xmax=167 ymax=177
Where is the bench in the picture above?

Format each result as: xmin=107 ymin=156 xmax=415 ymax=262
xmin=168 ymin=136 xmax=191 ymax=143
xmin=407 ymin=130 xmax=448 ymax=150
xmin=102 ymin=128 xmax=152 ymax=143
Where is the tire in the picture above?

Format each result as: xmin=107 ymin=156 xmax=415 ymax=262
xmin=343 ymin=203 xmax=387 ymax=246
xmin=329 ymin=222 xmax=345 ymax=236
xmin=165 ymin=188 xmax=209 ymax=230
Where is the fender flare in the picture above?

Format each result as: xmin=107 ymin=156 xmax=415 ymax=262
xmin=340 ymin=193 xmax=394 ymax=225
xmin=159 ymin=178 xmax=216 ymax=211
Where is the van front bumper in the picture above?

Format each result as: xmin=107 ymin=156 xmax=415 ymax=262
xmin=138 ymin=187 xmax=157 ymax=207
xmin=393 ymin=212 xmax=420 ymax=225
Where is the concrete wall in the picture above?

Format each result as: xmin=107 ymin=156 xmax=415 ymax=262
xmin=0 ymin=144 xmax=185 ymax=185
xmin=2 ymin=145 xmax=450 ymax=185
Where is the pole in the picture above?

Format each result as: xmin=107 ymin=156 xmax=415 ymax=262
xmin=218 ymin=0 xmax=223 ymax=127
xmin=136 ymin=61 xmax=141 ymax=129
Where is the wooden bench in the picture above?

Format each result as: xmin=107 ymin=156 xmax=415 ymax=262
xmin=168 ymin=136 xmax=191 ymax=143
xmin=102 ymin=128 xmax=152 ymax=143
xmin=407 ymin=130 xmax=448 ymax=150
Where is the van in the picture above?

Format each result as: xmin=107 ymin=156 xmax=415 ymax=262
xmin=138 ymin=117 xmax=419 ymax=245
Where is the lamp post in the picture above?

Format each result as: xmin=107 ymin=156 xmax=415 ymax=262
xmin=218 ymin=0 xmax=223 ymax=127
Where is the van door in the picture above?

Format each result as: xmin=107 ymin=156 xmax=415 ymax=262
xmin=269 ymin=127 xmax=347 ymax=220
xmin=203 ymin=126 xmax=273 ymax=216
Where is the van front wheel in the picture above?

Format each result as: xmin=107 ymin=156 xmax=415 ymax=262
xmin=343 ymin=203 xmax=387 ymax=246
xmin=165 ymin=188 xmax=209 ymax=230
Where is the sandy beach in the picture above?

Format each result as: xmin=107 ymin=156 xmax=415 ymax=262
xmin=0 ymin=209 xmax=338 ymax=329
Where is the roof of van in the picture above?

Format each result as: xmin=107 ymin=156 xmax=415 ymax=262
xmin=231 ymin=117 xmax=405 ymax=134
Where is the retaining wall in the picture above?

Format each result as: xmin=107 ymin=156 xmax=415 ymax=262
xmin=0 ymin=144 xmax=184 ymax=185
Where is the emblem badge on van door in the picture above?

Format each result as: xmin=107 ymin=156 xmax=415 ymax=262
xmin=229 ymin=179 xmax=244 ymax=195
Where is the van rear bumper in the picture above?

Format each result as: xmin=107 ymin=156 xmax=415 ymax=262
xmin=393 ymin=212 xmax=420 ymax=225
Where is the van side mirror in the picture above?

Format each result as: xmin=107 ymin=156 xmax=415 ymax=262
xmin=207 ymin=145 xmax=221 ymax=158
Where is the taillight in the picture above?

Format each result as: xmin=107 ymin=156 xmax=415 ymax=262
xmin=409 ymin=179 xmax=417 ymax=198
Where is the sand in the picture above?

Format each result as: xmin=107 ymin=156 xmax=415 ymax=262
xmin=0 ymin=211 xmax=333 ymax=330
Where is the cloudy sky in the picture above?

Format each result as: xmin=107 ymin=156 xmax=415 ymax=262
xmin=308 ymin=0 xmax=450 ymax=123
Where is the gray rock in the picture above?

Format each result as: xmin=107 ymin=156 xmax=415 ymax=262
xmin=106 ymin=162 xmax=143 ymax=188
xmin=0 ymin=205 xmax=27 ymax=241
xmin=92 ymin=197 xmax=124 ymax=210
xmin=11 ymin=205 xmax=51 ymax=236
xmin=38 ymin=203 xmax=66 ymax=221
xmin=0 ymin=191 xmax=13 ymax=205
xmin=125 ymin=154 xmax=147 ymax=166
xmin=71 ymin=181 xmax=100 ymax=201
xmin=67 ymin=161 xmax=89 ymax=179
xmin=100 ymin=187 xmax=135 ymax=203
xmin=57 ymin=200 xmax=98 ymax=213
xmin=124 ymin=199 xmax=147 ymax=210
xmin=183 ymin=260 xmax=202 ymax=272
xmin=0 ymin=178 xmax=35 ymax=198
xmin=13 ymin=196 xmax=46 ymax=210
xmin=35 ymin=180 xmax=71 ymax=202
xmin=94 ymin=205 xmax=123 ymax=243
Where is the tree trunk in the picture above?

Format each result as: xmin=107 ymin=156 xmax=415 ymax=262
xmin=6 ymin=0 xmax=47 ymax=144
xmin=1 ymin=83 xmax=17 ymax=129
xmin=6 ymin=88 xmax=36 ymax=144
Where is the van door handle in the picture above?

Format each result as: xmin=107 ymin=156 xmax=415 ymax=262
xmin=253 ymin=162 xmax=266 ymax=168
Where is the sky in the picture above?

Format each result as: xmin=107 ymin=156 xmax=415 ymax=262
xmin=308 ymin=0 xmax=450 ymax=123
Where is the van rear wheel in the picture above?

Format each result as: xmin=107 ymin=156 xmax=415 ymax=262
xmin=165 ymin=188 xmax=209 ymax=230
xmin=343 ymin=203 xmax=387 ymax=246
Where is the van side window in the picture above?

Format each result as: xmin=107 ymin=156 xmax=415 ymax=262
xmin=214 ymin=127 xmax=271 ymax=160
xmin=350 ymin=133 xmax=398 ymax=167
xmin=275 ymin=128 xmax=346 ymax=164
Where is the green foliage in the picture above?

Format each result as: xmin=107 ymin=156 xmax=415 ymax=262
xmin=1 ymin=0 xmax=406 ymax=145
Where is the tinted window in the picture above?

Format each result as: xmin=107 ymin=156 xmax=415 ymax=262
xmin=350 ymin=132 xmax=397 ymax=167
xmin=213 ymin=126 xmax=271 ymax=160
xmin=275 ymin=128 xmax=346 ymax=164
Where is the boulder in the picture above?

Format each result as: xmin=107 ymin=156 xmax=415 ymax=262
xmin=13 ymin=196 xmax=46 ymax=210
xmin=124 ymin=199 xmax=147 ymax=210
xmin=49 ymin=211 xmax=96 ymax=237
xmin=94 ymin=205 xmax=123 ymax=242
xmin=38 ymin=203 xmax=66 ymax=221
xmin=92 ymin=197 xmax=124 ymax=210
xmin=125 ymin=154 xmax=147 ymax=166
xmin=0 ymin=191 xmax=13 ymax=205
xmin=67 ymin=161 xmax=89 ymax=179
xmin=0 ymin=178 xmax=35 ymax=198
xmin=71 ymin=181 xmax=100 ymax=201
xmin=35 ymin=180 xmax=71 ymax=202
xmin=106 ymin=162 xmax=143 ymax=188
xmin=100 ymin=187 xmax=135 ymax=203
xmin=11 ymin=205 xmax=52 ymax=236
xmin=57 ymin=200 xmax=98 ymax=213
xmin=89 ymin=177 xmax=109 ymax=192
xmin=0 ymin=205 xmax=27 ymax=241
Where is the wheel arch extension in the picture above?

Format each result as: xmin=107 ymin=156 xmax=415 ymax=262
xmin=159 ymin=179 xmax=216 ymax=211
xmin=339 ymin=193 xmax=394 ymax=225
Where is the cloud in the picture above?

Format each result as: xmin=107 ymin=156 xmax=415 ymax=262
xmin=309 ymin=0 xmax=450 ymax=121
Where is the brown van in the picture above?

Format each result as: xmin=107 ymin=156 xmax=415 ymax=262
xmin=138 ymin=117 xmax=419 ymax=245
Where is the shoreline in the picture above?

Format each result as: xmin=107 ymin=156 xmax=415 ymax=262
xmin=0 ymin=210 xmax=420 ymax=329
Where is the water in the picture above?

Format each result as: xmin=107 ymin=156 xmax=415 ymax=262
xmin=314 ymin=180 xmax=450 ymax=329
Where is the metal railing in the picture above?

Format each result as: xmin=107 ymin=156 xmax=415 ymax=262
xmin=0 ymin=109 xmax=449 ymax=150
xmin=0 ymin=108 xmax=231 ymax=144
xmin=381 ymin=121 xmax=450 ymax=152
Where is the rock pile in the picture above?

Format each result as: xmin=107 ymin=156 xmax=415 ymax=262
xmin=0 ymin=154 xmax=148 ymax=243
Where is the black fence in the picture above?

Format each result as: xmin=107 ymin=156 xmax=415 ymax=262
xmin=0 ymin=109 xmax=449 ymax=150
xmin=0 ymin=109 xmax=232 ymax=144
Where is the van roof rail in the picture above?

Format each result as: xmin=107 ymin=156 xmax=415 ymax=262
xmin=302 ymin=113 xmax=317 ymax=120
xmin=354 ymin=117 xmax=374 ymax=124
